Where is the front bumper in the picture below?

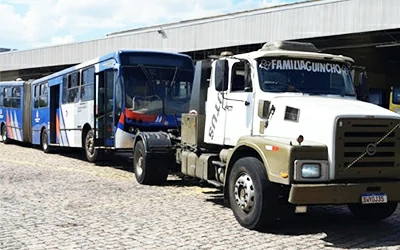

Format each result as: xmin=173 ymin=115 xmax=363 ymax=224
xmin=289 ymin=181 xmax=400 ymax=205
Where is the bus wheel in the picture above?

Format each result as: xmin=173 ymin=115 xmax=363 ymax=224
xmin=41 ymin=130 xmax=52 ymax=153
xmin=84 ymin=130 xmax=98 ymax=163
xmin=133 ymin=140 xmax=168 ymax=185
xmin=228 ymin=157 xmax=279 ymax=230
xmin=1 ymin=125 xmax=10 ymax=144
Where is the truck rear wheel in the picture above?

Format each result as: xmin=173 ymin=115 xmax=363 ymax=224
xmin=228 ymin=156 xmax=279 ymax=230
xmin=133 ymin=140 xmax=168 ymax=185
xmin=348 ymin=202 xmax=398 ymax=221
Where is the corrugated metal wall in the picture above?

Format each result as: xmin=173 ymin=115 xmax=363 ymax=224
xmin=0 ymin=0 xmax=399 ymax=72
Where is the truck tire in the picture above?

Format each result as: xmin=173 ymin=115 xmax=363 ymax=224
xmin=133 ymin=140 xmax=168 ymax=185
xmin=84 ymin=130 xmax=98 ymax=163
xmin=1 ymin=125 xmax=10 ymax=144
xmin=228 ymin=156 xmax=280 ymax=230
xmin=348 ymin=202 xmax=398 ymax=221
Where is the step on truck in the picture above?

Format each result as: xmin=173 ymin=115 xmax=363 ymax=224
xmin=132 ymin=41 xmax=400 ymax=230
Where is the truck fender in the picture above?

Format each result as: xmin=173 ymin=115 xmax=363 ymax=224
xmin=132 ymin=131 xmax=173 ymax=153
xmin=225 ymin=142 xmax=278 ymax=184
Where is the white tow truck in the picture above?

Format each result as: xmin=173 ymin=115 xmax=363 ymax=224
xmin=132 ymin=41 xmax=400 ymax=230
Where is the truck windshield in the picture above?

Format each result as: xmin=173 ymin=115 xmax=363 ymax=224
xmin=121 ymin=66 xmax=193 ymax=115
xmin=257 ymin=57 xmax=356 ymax=96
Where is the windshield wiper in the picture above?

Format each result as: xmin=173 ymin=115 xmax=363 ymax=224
xmin=139 ymin=65 xmax=152 ymax=80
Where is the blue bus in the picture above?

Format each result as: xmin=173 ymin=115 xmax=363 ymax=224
xmin=0 ymin=80 xmax=33 ymax=144
xmin=0 ymin=50 xmax=195 ymax=162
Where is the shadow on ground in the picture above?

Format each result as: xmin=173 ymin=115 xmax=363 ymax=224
xmin=204 ymin=188 xmax=400 ymax=249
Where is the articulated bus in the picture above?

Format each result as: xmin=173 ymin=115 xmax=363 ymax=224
xmin=0 ymin=80 xmax=33 ymax=144
xmin=0 ymin=50 xmax=195 ymax=162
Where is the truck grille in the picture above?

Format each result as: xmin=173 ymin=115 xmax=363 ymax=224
xmin=335 ymin=118 xmax=400 ymax=179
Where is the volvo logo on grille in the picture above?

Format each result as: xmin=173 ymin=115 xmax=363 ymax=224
xmin=366 ymin=143 xmax=377 ymax=156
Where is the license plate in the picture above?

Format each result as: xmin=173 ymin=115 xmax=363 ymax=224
xmin=361 ymin=193 xmax=387 ymax=204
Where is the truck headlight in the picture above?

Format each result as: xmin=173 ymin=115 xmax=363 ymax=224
xmin=294 ymin=160 xmax=329 ymax=182
xmin=301 ymin=164 xmax=321 ymax=178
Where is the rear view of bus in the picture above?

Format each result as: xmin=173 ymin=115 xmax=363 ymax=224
xmin=93 ymin=50 xmax=194 ymax=161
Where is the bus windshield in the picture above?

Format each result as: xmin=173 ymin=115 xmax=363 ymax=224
xmin=257 ymin=57 xmax=356 ymax=96
xmin=121 ymin=65 xmax=193 ymax=115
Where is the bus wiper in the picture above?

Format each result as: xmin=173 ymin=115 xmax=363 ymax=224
xmin=139 ymin=65 xmax=152 ymax=80
xmin=170 ymin=66 xmax=179 ymax=84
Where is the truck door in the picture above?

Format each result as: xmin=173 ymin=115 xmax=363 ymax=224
xmin=94 ymin=69 xmax=116 ymax=147
xmin=223 ymin=61 xmax=254 ymax=146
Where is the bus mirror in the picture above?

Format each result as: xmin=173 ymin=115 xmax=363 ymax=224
xmin=258 ymin=100 xmax=270 ymax=119
xmin=215 ymin=59 xmax=228 ymax=92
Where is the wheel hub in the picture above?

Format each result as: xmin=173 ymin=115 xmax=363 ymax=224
xmin=234 ymin=173 xmax=255 ymax=213
xmin=87 ymin=136 xmax=94 ymax=156
xmin=136 ymin=156 xmax=143 ymax=176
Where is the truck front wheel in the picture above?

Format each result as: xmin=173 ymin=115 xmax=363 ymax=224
xmin=228 ymin=156 xmax=280 ymax=230
xmin=348 ymin=202 xmax=398 ymax=221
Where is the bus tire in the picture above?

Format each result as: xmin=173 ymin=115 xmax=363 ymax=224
xmin=228 ymin=157 xmax=279 ymax=230
xmin=41 ymin=130 xmax=52 ymax=153
xmin=133 ymin=140 xmax=168 ymax=185
xmin=84 ymin=130 xmax=98 ymax=163
xmin=1 ymin=124 xmax=10 ymax=144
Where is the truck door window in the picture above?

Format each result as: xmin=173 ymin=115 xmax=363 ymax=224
xmin=231 ymin=62 xmax=246 ymax=92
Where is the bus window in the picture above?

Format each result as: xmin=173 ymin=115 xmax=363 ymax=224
xmin=4 ymin=87 xmax=11 ymax=108
xmin=0 ymin=87 xmax=3 ymax=107
xmin=34 ymin=85 xmax=39 ymax=108
xmin=62 ymin=75 xmax=68 ymax=104
xmin=392 ymin=87 xmax=400 ymax=105
xmin=81 ymin=67 xmax=95 ymax=101
xmin=11 ymin=87 xmax=21 ymax=108
xmin=39 ymin=83 xmax=48 ymax=108
xmin=66 ymin=72 xmax=80 ymax=103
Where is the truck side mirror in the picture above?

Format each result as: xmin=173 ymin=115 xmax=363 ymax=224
xmin=356 ymin=71 xmax=369 ymax=102
xmin=258 ymin=100 xmax=270 ymax=119
xmin=215 ymin=59 xmax=229 ymax=92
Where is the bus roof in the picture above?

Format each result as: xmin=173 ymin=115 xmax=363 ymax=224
xmin=31 ymin=49 xmax=193 ymax=84
xmin=0 ymin=80 xmax=26 ymax=87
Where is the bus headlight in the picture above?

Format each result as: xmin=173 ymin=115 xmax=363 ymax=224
xmin=301 ymin=164 xmax=321 ymax=178
xmin=128 ymin=126 xmax=135 ymax=133
xmin=294 ymin=160 xmax=329 ymax=182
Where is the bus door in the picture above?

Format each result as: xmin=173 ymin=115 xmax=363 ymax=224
xmin=94 ymin=69 xmax=116 ymax=147
xmin=49 ymin=84 xmax=60 ymax=144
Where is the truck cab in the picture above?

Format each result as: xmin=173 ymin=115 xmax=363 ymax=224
xmin=133 ymin=41 xmax=400 ymax=230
